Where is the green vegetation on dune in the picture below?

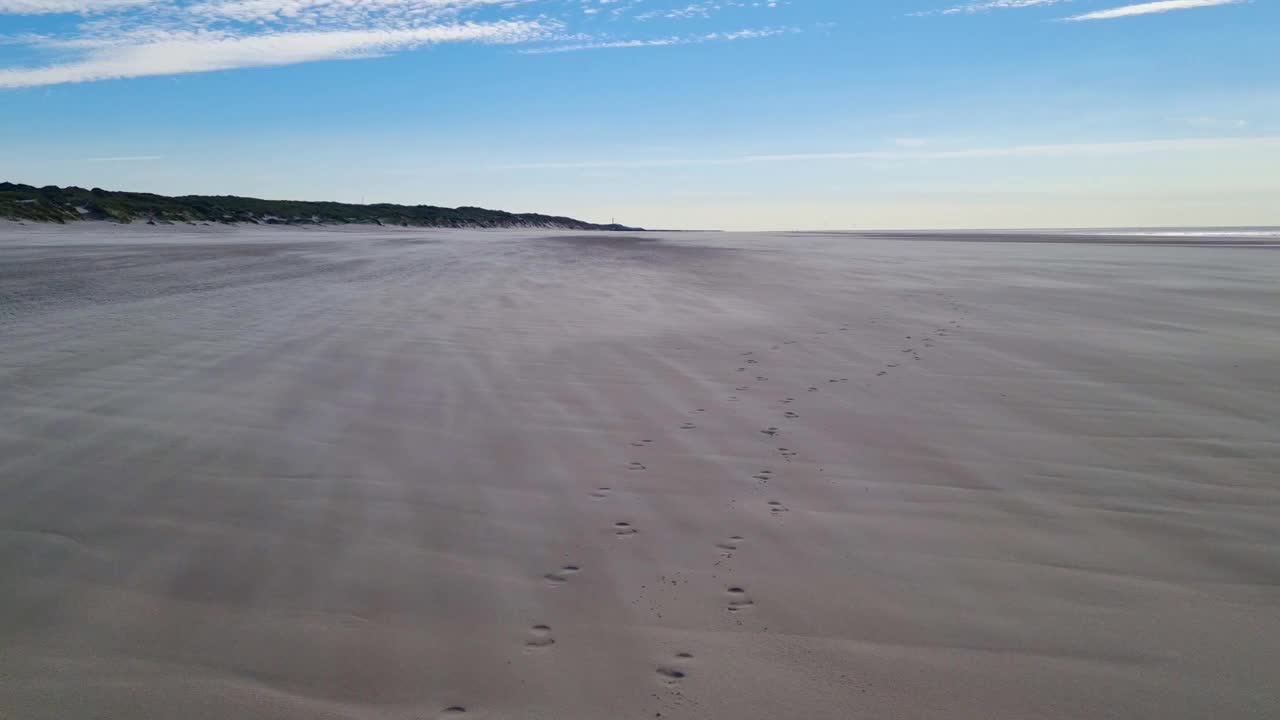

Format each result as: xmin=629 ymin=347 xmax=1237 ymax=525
xmin=0 ymin=182 xmax=640 ymax=231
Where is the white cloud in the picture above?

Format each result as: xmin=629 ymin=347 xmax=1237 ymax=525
xmin=0 ymin=0 xmax=151 ymax=13
xmin=0 ymin=21 xmax=547 ymax=88
xmin=0 ymin=0 xmax=514 ymax=13
xmin=187 ymin=0 xmax=515 ymax=24
xmin=522 ymin=26 xmax=791 ymax=54
xmin=912 ymin=0 xmax=1067 ymax=17
xmin=1064 ymin=0 xmax=1244 ymax=21
xmin=0 ymin=0 xmax=799 ymax=87
xmin=522 ymin=36 xmax=684 ymax=53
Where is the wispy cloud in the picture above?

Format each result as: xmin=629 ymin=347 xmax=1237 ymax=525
xmin=0 ymin=0 xmax=800 ymax=87
xmin=1 ymin=21 xmax=548 ymax=88
xmin=914 ymin=0 xmax=1244 ymax=18
xmin=1183 ymin=116 xmax=1248 ymax=129
xmin=186 ymin=0 xmax=516 ymax=24
xmin=911 ymin=0 xmax=1067 ymax=17
xmin=1063 ymin=0 xmax=1245 ymax=21
xmin=495 ymin=135 xmax=1280 ymax=169
xmin=521 ymin=27 xmax=791 ymax=54
xmin=0 ymin=0 xmax=151 ymax=13
xmin=86 ymin=154 xmax=163 ymax=161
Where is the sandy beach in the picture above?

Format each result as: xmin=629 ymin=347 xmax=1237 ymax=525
xmin=1 ymin=224 xmax=1277 ymax=720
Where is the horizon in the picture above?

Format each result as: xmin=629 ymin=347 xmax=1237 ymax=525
xmin=6 ymin=179 xmax=1280 ymax=233
xmin=3 ymin=0 xmax=1277 ymax=230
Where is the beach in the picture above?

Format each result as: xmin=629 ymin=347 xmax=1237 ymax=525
xmin=2 ymin=223 xmax=1277 ymax=719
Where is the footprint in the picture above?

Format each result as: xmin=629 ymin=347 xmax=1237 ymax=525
xmin=768 ymin=500 xmax=790 ymax=513
xmin=715 ymin=536 xmax=744 ymax=553
xmin=614 ymin=522 xmax=638 ymax=537
xmin=777 ymin=447 xmax=797 ymax=460
xmin=544 ymin=565 xmax=581 ymax=584
xmin=628 ymin=462 xmax=647 ymax=471
xmin=656 ymin=667 xmax=687 ymax=684
xmin=761 ymin=427 xmax=779 ymax=437
xmin=756 ymin=376 xmax=768 ymax=381
xmin=877 ymin=371 xmax=887 ymax=376
xmin=439 ymin=708 xmax=467 ymax=717
xmin=746 ymin=359 xmax=758 ymax=364
xmin=630 ymin=439 xmax=653 ymax=447
xmin=807 ymin=386 xmax=819 ymax=392
xmin=784 ymin=411 xmax=798 ymax=419
xmin=590 ymin=487 xmax=612 ymax=499
xmin=736 ymin=385 xmax=750 ymax=391
xmin=727 ymin=396 xmax=740 ymax=402
xmin=726 ymin=586 xmax=754 ymax=611
xmin=680 ymin=422 xmax=696 ymax=430
xmin=525 ymin=624 xmax=555 ymax=649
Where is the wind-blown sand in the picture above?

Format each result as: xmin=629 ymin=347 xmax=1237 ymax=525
xmin=2 ymin=224 xmax=1277 ymax=719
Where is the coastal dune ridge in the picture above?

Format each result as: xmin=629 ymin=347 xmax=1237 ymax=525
xmin=1 ymin=224 xmax=1278 ymax=720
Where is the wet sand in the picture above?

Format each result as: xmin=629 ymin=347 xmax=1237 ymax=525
xmin=2 ymin=224 xmax=1278 ymax=719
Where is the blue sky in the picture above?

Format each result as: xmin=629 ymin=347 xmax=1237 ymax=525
xmin=1 ymin=0 xmax=1277 ymax=229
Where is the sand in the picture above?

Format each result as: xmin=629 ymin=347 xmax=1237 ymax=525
xmin=1 ymin=223 xmax=1278 ymax=719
